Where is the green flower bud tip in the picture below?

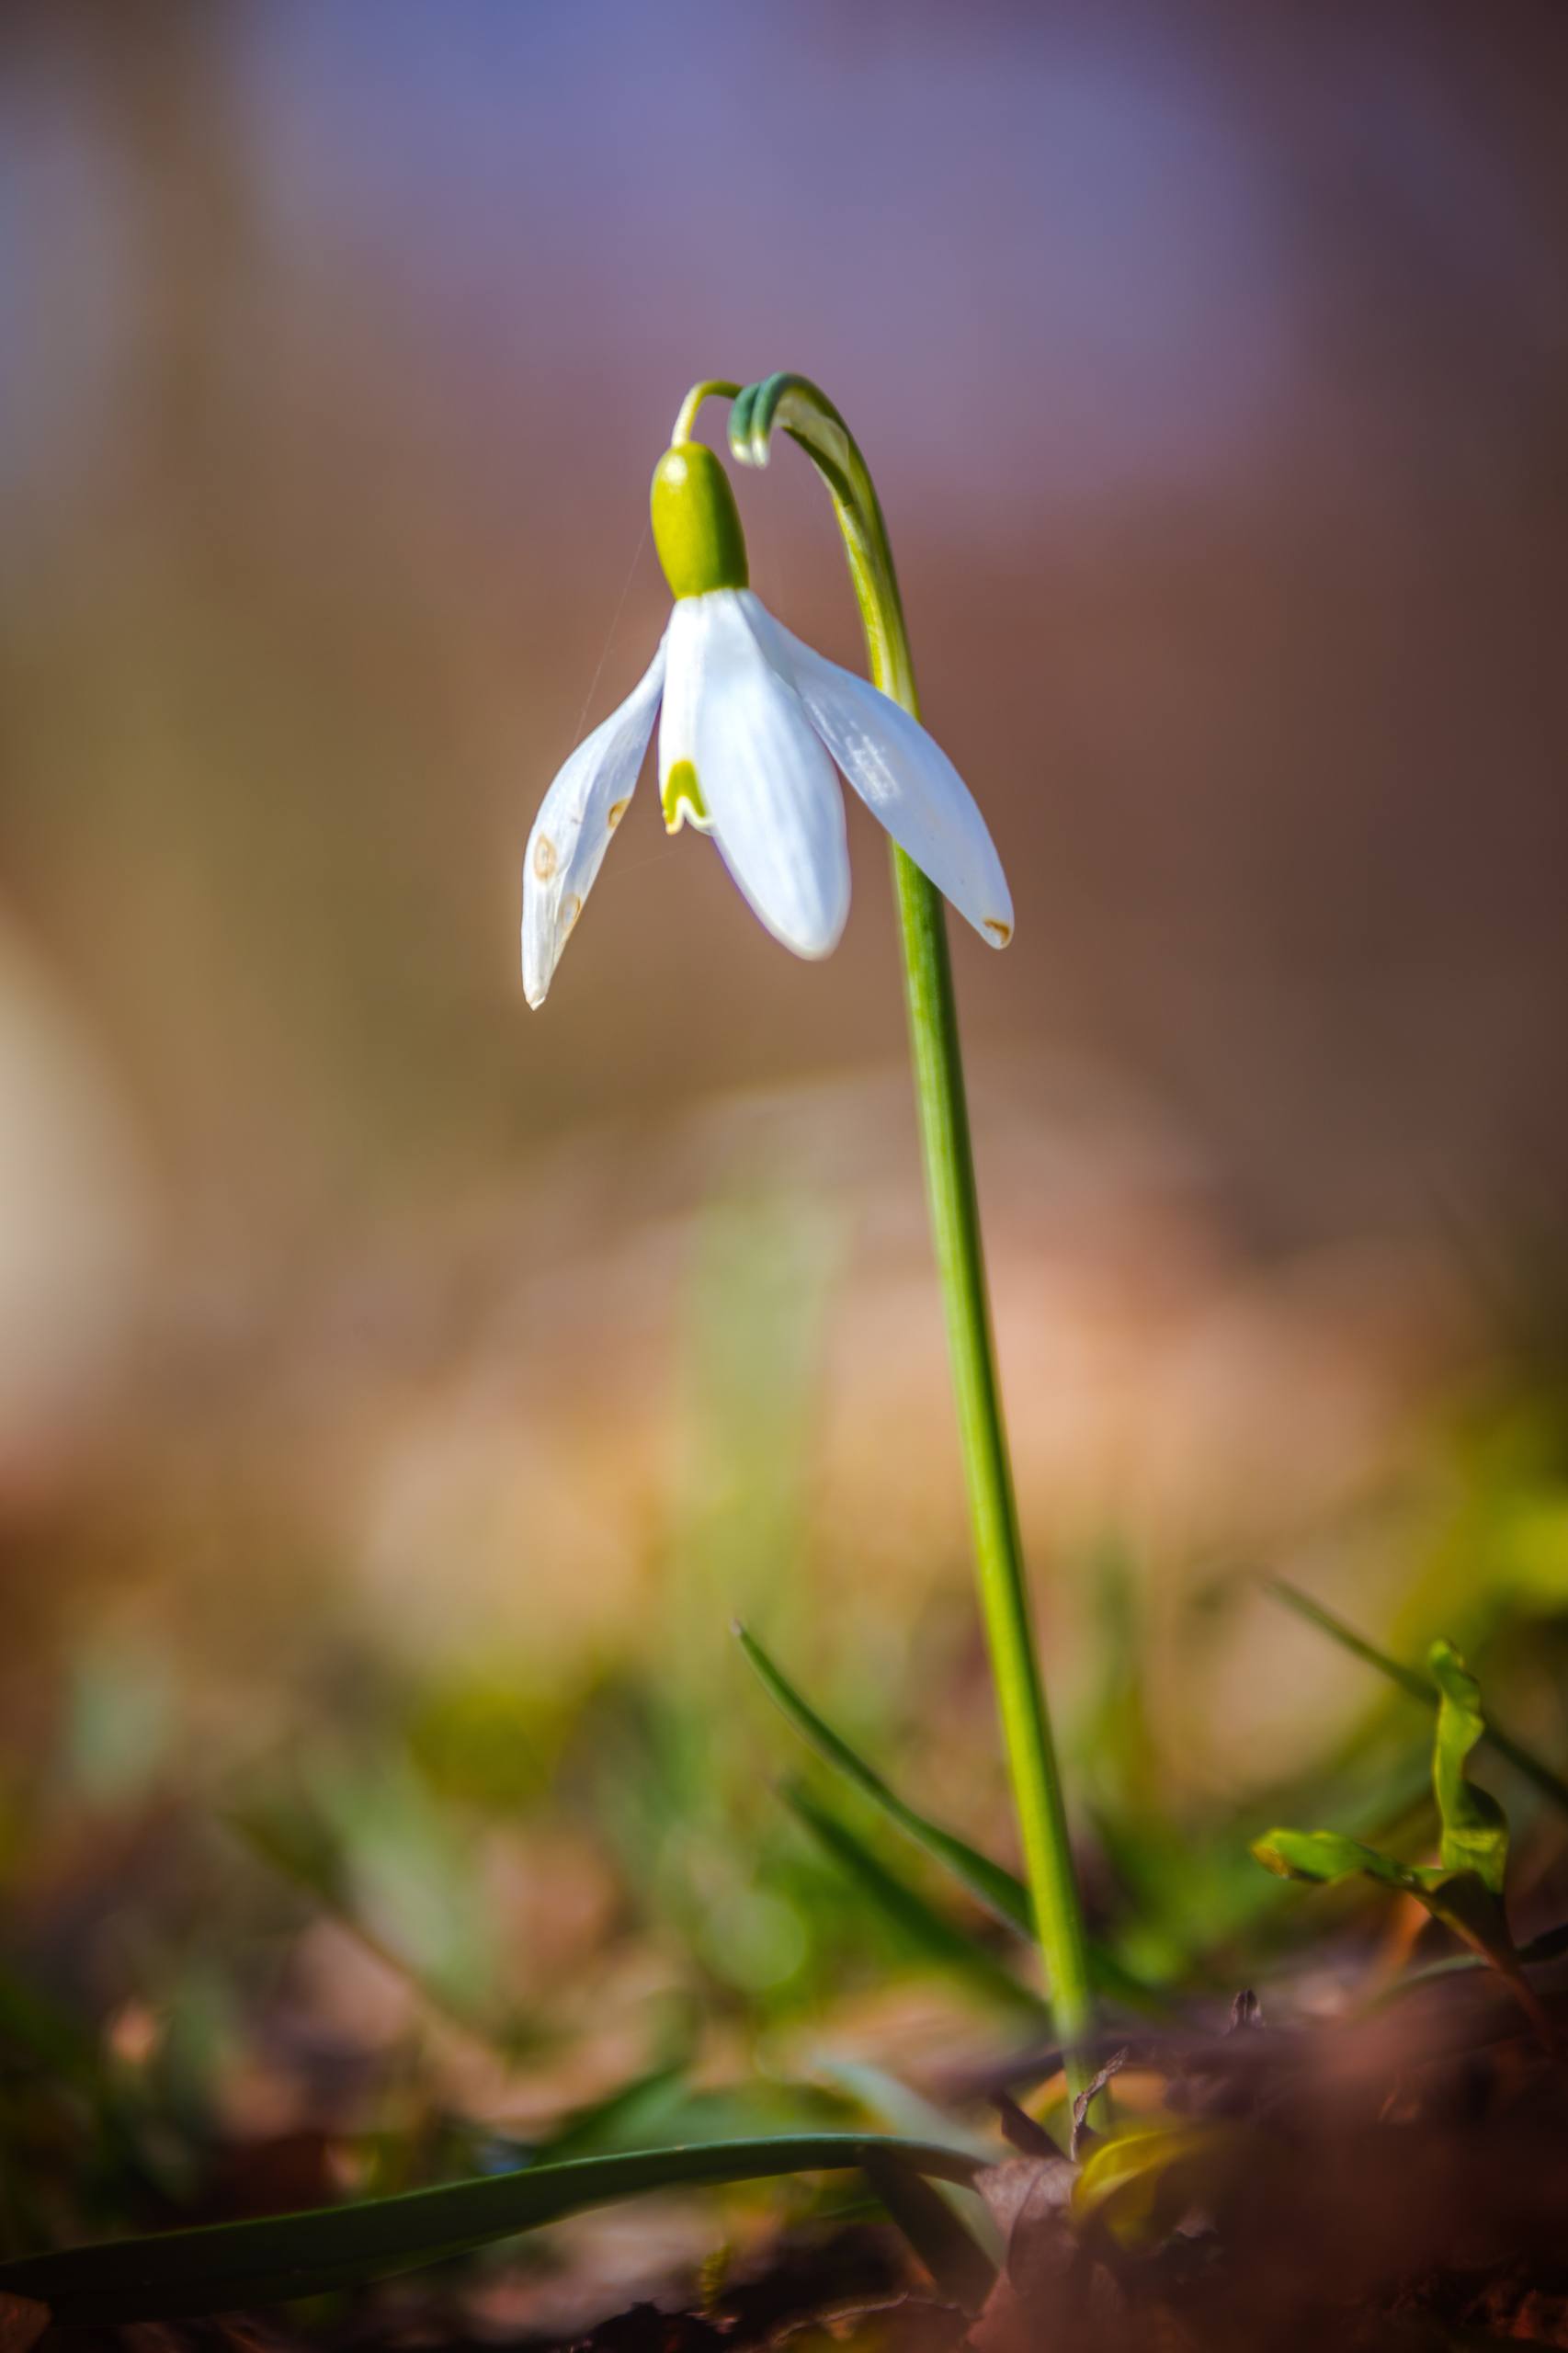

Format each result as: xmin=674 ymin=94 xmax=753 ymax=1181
xmin=651 ymin=441 xmax=748 ymax=598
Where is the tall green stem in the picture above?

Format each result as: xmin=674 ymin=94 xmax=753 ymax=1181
xmin=696 ymin=376 xmax=1096 ymax=2092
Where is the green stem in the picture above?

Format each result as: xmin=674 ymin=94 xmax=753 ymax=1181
xmin=709 ymin=375 xmax=1096 ymax=2093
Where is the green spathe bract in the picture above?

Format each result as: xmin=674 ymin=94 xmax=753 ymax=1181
xmin=651 ymin=441 xmax=748 ymax=598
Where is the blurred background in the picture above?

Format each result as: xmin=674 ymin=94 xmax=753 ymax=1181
xmin=2 ymin=0 xmax=1567 ymax=2314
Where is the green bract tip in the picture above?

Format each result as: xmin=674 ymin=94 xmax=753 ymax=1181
xmin=651 ymin=441 xmax=748 ymax=599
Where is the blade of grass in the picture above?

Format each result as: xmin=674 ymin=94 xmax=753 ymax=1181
xmin=819 ymin=2058 xmax=998 ymax=2167
xmin=0 ymin=1963 xmax=164 ymax=2211
xmin=1369 ymin=1915 xmax=1568 ymax=2005
xmin=0 ymin=1964 xmax=101 ymax=2086
xmin=783 ymin=1782 xmax=1045 ymax=2019
xmin=1264 ymin=1579 xmax=1568 ymax=1818
xmin=1264 ymin=1579 xmax=1433 ymax=1702
xmin=818 ymin=2054 xmax=1006 ymax=2268
xmin=738 ymin=1624 xmax=1030 ymax=1932
xmin=858 ymin=2149 xmax=995 ymax=2308
xmin=0 ymin=2133 xmax=982 ymax=2325
xmin=229 ymin=1799 xmax=532 ymax=2058
xmin=747 ymin=1632 xmax=1158 ymax=2012
xmin=527 ymin=2061 xmax=690 ymax=2163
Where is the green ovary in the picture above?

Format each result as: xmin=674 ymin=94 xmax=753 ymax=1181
xmin=651 ymin=443 xmax=749 ymax=598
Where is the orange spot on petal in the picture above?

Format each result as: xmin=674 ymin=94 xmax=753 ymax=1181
xmin=533 ymin=835 xmax=558 ymax=881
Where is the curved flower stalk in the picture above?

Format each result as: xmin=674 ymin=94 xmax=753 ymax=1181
xmin=521 ymin=372 xmax=1094 ymax=2103
xmin=521 ymin=393 xmax=1011 ymax=1006
xmin=722 ymin=374 xmax=1096 ymax=2096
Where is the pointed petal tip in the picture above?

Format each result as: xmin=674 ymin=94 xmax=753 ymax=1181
xmin=746 ymin=599 xmax=1014 ymax=952
xmin=516 ymin=630 xmax=666 ymax=1010
xmin=520 ymin=938 xmax=551 ymax=1007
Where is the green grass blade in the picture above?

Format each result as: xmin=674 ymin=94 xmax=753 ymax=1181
xmin=0 ymin=1962 xmax=166 ymax=2211
xmin=737 ymin=1624 xmax=1032 ymax=1932
xmin=819 ymin=2057 xmax=998 ymax=2166
xmin=817 ymin=2055 xmax=1005 ymax=2270
xmin=228 ymin=1799 xmax=530 ymax=2056
xmin=783 ymin=1782 xmax=1045 ymax=2018
xmin=858 ymin=2149 xmax=995 ymax=2308
xmin=0 ymin=2134 xmax=982 ymax=2325
xmin=1369 ymin=1916 xmax=1568 ymax=2005
xmin=528 ymin=2061 xmax=689 ymax=2162
xmin=744 ymin=1630 xmax=1158 ymax=2013
xmin=1264 ymin=1580 xmax=1568 ymax=1818
xmin=1263 ymin=1580 xmax=1432 ymax=1703
xmin=0 ymin=1963 xmax=100 ymax=2085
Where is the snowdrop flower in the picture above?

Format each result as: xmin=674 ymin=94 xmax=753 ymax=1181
xmin=521 ymin=437 xmax=1012 ymax=1006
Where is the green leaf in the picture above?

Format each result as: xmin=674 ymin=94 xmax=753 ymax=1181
xmin=1072 ymin=2120 xmax=1237 ymax=2250
xmin=737 ymin=1625 xmax=1030 ymax=1932
xmin=816 ymin=2056 xmax=1005 ymax=2268
xmin=740 ymin=1627 xmax=1158 ymax=2012
xmin=527 ymin=2060 xmax=691 ymax=2162
xmin=0 ymin=2135 xmax=981 ymax=2326
xmin=858 ymin=2148 xmax=995 ymax=2307
xmin=1252 ymin=1826 xmax=1414 ymax=1894
xmin=1250 ymin=1640 xmax=1559 ymax=2032
xmin=1262 ymin=1580 xmax=1434 ymax=1704
xmin=1429 ymin=1640 xmax=1508 ymax=1893
xmin=1264 ymin=1580 xmax=1568 ymax=1818
xmin=1249 ymin=1828 xmax=1512 ymax=1969
xmin=818 ymin=2057 xmax=998 ymax=2166
xmin=228 ymin=1797 xmax=529 ymax=2057
xmin=228 ymin=1793 xmax=349 ymax=1912
xmin=0 ymin=1961 xmax=168 ymax=2214
xmin=0 ymin=1962 xmax=100 ymax=2086
xmin=782 ymin=1782 xmax=1044 ymax=2018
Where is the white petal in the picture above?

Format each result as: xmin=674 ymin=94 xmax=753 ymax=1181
xmin=687 ymin=591 xmax=848 ymax=960
xmin=521 ymin=635 xmax=665 ymax=1007
xmin=744 ymin=592 xmax=1014 ymax=949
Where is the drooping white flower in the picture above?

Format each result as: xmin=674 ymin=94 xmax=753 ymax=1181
xmin=522 ymin=438 xmax=1012 ymax=1007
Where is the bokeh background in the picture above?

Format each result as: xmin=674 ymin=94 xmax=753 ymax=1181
xmin=2 ymin=0 xmax=1567 ymax=2313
